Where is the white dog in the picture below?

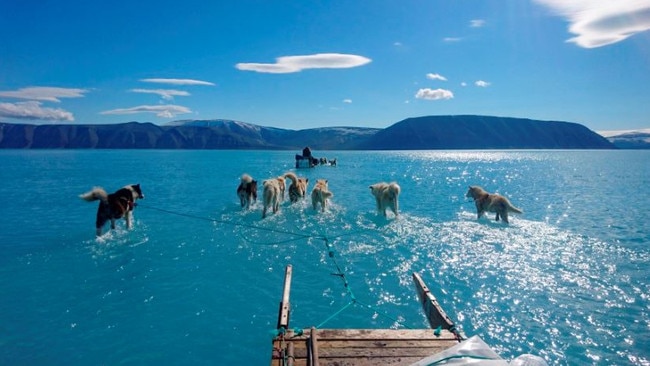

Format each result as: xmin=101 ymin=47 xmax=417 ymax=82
xmin=369 ymin=182 xmax=401 ymax=217
xmin=311 ymin=179 xmax=333 ymax=212
xmin=466 ymin=185 xmax=522 ymax=223
xmin=262 ymin=179 xmax=281 ymax=218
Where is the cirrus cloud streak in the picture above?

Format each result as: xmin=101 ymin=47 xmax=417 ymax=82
xmin=130 ymin=88 xmax=190 ymax=100
xmin=101 ymin=105 xmax=192 ymax=118
xmin=534 ymin=0 xmax=650 ymax=48
xmin=140 ymin=78 xmax=215 ymax=86
xmin=236 ymin=53 xmax=372 ymax=74
xmin=0 ymin=101 xmax=75 ymax=121
xmin=0 ymin=87 xmax=88 ymax=102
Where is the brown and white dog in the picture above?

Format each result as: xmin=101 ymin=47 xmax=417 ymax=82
xmin=237 ymin=173 xmax=258 ymax=209
xmin=262 ymin=179 xmax=281 ymax=218
xmin=369 ymin=182 xmax=400 ymax=217
xmin=284 ymin=172 xmax=309 ymax=203
xmin=311 ymin=179 xmax=333 ymax=212
xmin=466 ymin=186 xmax=522 ymax=223
xmin=80 ymin=184 xmax=145 ymax=236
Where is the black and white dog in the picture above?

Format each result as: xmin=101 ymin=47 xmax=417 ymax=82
xmin=80 ymin=184 xmax=144 ymax=236
xmin=237 ymin=174 xmax=258 ymax=209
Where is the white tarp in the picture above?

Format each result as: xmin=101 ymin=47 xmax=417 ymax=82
xmin=410 ymin=336 xmax=548 ymax=366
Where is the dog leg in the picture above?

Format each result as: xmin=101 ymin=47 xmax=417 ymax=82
xmin=125 ymin=211 xmax=132 ymax=229
xmin=110 ymin=218 xmax=116 ymax=230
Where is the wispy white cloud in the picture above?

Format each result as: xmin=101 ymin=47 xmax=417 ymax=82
xmin=101 ymin=104 xmax=192 ymax=118
xmin=470 ymin=19 xmax=486 ymax=28
xmin=426 ymin=73 xmax=448 ymax=81
xmin=140 ymin=78 xmax=215 ymax=86
xmin=461 ymin=82 xmax=468 ymax=87
xmin=415 ymin=88 xmax=454 ymax=100
xmin=475 ymin=80 xmax=491 ymax=87
xmin=235 ymin=53 xmax=372 ymax=74
xmin=534 ymin=0 xmax=650 ymax=48
xmin=130 ymin=88 xmax=190 ymax=100
xmin=343 ymin=99 xmax=352 ymax=103
xmin=0 ymin=87 xmax=88 ymax=102
xmin=0 ymin=101 xmax=74 ymax=121
xmin=393 ymin=41 xmax=403 ymax=46
xmin=443 ymin=37 xmax=462 ymax=42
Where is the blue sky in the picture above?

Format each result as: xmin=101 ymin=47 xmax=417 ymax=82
xmin=1 ymin=0 xmax=649 ymax=132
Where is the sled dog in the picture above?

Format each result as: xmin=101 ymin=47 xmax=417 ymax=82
xmin=465 ymin=185 xmax=522 ymax=223
xmin=262 ymin=179 xmax=281 ymax=218
xmin=311 ymin=179 xmax=333 ymax=212
xmin=237 ymin=173 xmax=258 ymax=209
xmin=275 ymin=175 xmax=286 ymax=201
xmin=369 ymin=182 xmax=400 ymax=217
xmin=284 ymin=172 xmax=309 ymax=203
xmin=80 ymin=184 xmax=144 ymax=236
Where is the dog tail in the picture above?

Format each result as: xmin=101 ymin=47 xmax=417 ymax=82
xmin=508 ymin=203 xmax=523 ymax=214
xmin=283 ymin=172 xmax=298 ymax=185
xmin=80 ymin=187 xmax=108 ymax=203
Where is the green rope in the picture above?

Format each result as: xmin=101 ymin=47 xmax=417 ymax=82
xmin=138 ymin=203 xmax=380 ymax=244
xmin=309 ymin=236 xmax=412 ymax=330
xmin=141 ymin=204 xmax=419 ymax=332
xmin=354 ymin=298 xmax=413 ymax=329
xmin=138 ymin=203 xmax=313 ymax=240
xmin=316 ymin=300 xmax=355 ymax=329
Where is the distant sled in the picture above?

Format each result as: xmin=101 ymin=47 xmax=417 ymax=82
xmin=294 ymin=146 xmax=337 ymax=168
xmin=295 ymin=146 xmax=318 ymax=168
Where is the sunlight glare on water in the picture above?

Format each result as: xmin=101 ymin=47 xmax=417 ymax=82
xmin=0 ymin=150 xmax=648 ymax=365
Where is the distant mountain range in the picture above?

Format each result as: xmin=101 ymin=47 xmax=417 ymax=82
xmin=597 ymin=129 xmax=650 ymax=149
xmin=0 ymin=115 xmax=637 ymax=150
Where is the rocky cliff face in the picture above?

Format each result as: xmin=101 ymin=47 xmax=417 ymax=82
xmin=0 ymin=115 xmax=616 ymax=150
